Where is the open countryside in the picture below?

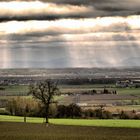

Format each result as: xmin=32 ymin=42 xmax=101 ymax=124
xmin=0 ymin=68 xmax=140 ymax=140
xmin=1 ymin=0 xmax=140 ymax=139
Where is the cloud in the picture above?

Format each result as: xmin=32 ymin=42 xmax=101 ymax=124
xmin=0 ymin=0 xmax=140 ymax=22
xmin=0 ymin=1 xmax=95 ymax=21
xmin=1 ymin=15 xmax=140 ymax=36
xmin=0 ymin=15 xmax=140 ymax=51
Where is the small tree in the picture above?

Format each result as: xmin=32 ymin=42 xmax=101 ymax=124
xmin=28 ymin=80 xmax=59 ymax=124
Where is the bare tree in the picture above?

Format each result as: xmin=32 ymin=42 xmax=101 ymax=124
xmin=28 ymin=80 xmax=59 ymax=124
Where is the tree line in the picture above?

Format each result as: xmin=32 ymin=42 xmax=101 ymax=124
xmin=3 ymin=97 xmax=140 ymax=120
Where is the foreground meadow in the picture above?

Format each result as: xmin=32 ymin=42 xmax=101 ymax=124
xmin=0 ymin=115 xmax=140 ymax=128
xmin=0 ymin=122 xmax=140 ymax=140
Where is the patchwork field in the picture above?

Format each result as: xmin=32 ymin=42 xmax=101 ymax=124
xmin=0 ymin=85 xmax=140 ymax=112
xmin=0 ymin=85 xmax=140 ymax=96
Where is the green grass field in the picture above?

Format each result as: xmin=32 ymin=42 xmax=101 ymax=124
xmin=3 ymin=85 xmax=28 ymax=92
xmin=117 ymin=88 xmax=140 ymax=95
xmin=0 ymin=115 xmax=140 ymax=128
xmin=0 ymin=85 xmax=28 ymax=96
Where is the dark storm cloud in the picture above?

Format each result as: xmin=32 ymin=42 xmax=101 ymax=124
xmin=0 ymin=15 xmax=87 ymax=22
xmin=0 ymin=1 xmax=95 ymax=22
xmin=55 ymin=0 xmax=140 ymax=18
xmin=43 ymin=0 xmax=140 ymax=16
xmin=0 ymin=0 xmax=140 ymax=22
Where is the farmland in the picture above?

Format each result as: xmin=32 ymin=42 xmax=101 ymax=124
xmin=0 ymin=121 xmax=140 ymax=140
xmin=0 ymin=84 xmax=140 ymax=96
xmin=0 ymin=84 xmax=140 ymax=112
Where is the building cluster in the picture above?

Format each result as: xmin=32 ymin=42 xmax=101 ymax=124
xmin=116 ymin=80 xmax=140 ymax=88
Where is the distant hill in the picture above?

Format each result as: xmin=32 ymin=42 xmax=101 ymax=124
xmin=0 ymin=68 xmax=140 ymax=79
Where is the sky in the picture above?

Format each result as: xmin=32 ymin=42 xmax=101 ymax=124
xmin=0 ymin=0 xmax=140 ymax=68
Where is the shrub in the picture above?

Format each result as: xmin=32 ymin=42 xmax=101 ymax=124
xmin=56 ymin=105 xmax=67 ymax=118
xmin=0 ymin=109 xmax=10 ymax=115
xmin=56 ymin=104 xmax=82 ymax=118
xmin=83 ymin=109 xmax=96 ymax=118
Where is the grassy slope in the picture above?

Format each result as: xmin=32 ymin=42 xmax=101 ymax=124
xmin=0 ymin=122 xmax=140 ymax=140
xmin=0 ymin=115 xmax=140 ymax=128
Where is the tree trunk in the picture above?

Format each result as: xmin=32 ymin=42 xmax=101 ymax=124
xmin=45 ymin=115 xmax=48 ymax=124
xmin=45 ymin=104 xmax=49 ymax=125
xmin=24 ymin=112 xmax=26 ymax=123
xmin=24 ymin=115 xmax=26 ymax=123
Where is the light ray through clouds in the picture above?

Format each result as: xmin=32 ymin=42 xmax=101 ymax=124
xmin=0 ymin=0 xmax=140 ymax=68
